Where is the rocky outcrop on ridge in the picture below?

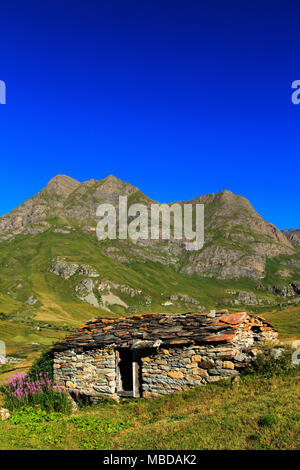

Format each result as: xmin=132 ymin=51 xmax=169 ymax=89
xmin=50 ymin=258 xmax=99 ymax=280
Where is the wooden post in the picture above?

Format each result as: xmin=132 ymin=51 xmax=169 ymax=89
xmin=115 ymin=350 xmax=121 ymax=393
xmin=132 ymin=351 xmax=140 ymax=398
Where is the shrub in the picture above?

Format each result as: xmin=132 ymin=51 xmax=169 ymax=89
xmin=0 ymin=363 xmax=11 ymax=373
xmin=27 ymin=349 xmax=54 ymax=380
xmin=0 ymin=372 xmax=71 ymax=413
xmin=70 ymin=392 xmax=93 ymax=408
xmin=259 ymin=414 xmax=279 ymax=427
xmin=248 ymin=433 xmax=260 ymax=441
xmin=243 ymin=348 xmax=298 ymax=378
xmin=9 ymin=406 xmax=62 ymax=426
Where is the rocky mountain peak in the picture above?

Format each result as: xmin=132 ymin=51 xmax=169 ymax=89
xmin=96 ymin=174 xmax=139 ymax=196
xmin=104 ymin=174 xmax=120 ymax=182
xmin=219 ymin=189 xmax=234 ymax=196
xmin=217 ymin=189 xmax=253 ymax=209
xmin=44 ymin=174 xmax=80 ymax=197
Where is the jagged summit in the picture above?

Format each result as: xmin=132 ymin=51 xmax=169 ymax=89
xmin=47 ymin=174 xmax=79 ymax=184
xmin=45 ymin=174 xmax=137 ymax=195
xmin=45 ymin=175 xmax=80 ymax=197
xmin=219 ymin=189 xmax=234 ymax=195
xmin=98 ymin=174 xmax=139 ymax=193
xmin=103 ymin=174 xmax=121 ymax=182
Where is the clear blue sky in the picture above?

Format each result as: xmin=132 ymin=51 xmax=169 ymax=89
xmin=0 ymin=0 xmax=299 ymax=229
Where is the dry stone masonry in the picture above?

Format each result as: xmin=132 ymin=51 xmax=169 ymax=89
xmin=51 ymin=310 xmax=278 ymax=400
xmin=54 ymin=348 xmax=116 ymax=398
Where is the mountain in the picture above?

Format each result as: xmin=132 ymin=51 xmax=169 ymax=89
xmin=0 ymin=175 xmax=141 ymax=238
xmin=282 ymin=229 xmax=300 ymax=249
xmin=0 ymin=175 xmax=295 ymax=276
xmin=175 ymin=189 xmax=294 ymax=279
xmin=0 ymin=174 xmax=299 ymax=357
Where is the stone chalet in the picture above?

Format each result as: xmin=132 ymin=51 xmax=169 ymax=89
xmin=51 ymin=310 xmax=278 ymax=400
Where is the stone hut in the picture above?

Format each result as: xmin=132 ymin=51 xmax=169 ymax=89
xmin=51 ymin=310 xmax=278 ymax=400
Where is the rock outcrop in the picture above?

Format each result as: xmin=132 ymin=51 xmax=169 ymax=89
xmin=181 ymin=246 xmax=266 ymax=279
xmin=282 ymin=229 xmax=300 ymax=248
xmin=50 ymin=258 xmax=79 ymax=280
xmin=50 ymin=258 xmax=99 ymax=280
xmin=257 ymin=282 xmax=300 ymax=297
xmin=0 ymin=408 xmax=10 ymax=421
xmin=75 ymin=279 xmax=99 ymax=308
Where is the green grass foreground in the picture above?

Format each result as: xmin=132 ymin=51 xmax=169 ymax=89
xmin=0 ymin=372 xmax=299 ymax=450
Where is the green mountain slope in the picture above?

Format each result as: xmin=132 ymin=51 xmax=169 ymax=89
xmin=0 ymin=175 xmax=299 ymax=357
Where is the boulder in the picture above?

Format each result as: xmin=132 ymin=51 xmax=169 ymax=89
xmin=50 ymin=258 xmax=99 ymax=280
xmin=270 ymin=348 xmax=284 ymax=359
xmin=78 ymin=265 xmax=99 ymax=277
xmin=50 ymin=258 xmax=79 ymax=279
xmin=236 ymin=291 xmax=258 ymax=305
xmin=273 ymin=284 xmax=295 ymax=297
xmin=25 ymin=295 xmax=38 ymax=305
xmin=0 ymin=408 xmax=10 ymax=421
xmin=291 ymin=282 xmax=300 ymax=295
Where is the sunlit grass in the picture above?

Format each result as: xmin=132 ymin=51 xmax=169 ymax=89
xmin=0 ymin=372 xmax=299 ymax=450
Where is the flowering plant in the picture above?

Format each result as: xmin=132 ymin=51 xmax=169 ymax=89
xmin=1 ymin=372 xmax=71 ymax=413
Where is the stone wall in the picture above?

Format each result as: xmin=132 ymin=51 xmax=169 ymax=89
xmin=139 ymin=314 xmax=278 ymax=398
xmin=54 ymin=344 xmax=250 ymax=399
xmin=231 ymin=315 xmax=278 ymax=349
xmin=53 ymin=347 xmax=117 ymax=399
xmin=141 ymin=344 xmax=248 ymax=397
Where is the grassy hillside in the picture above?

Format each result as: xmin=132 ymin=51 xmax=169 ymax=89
xmin=0 ymin=372 xmax=299 ymax=450
xmin=0 ymin=228 xmax=299 ymax=361
xmin=262 ymin=305 xmax=300 ymax=341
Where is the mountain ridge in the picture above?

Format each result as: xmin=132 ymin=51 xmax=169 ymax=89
xmin=0 ymin=173 xmax=295 ymax=245
xmin=0 ymin=174 xmax=296 ymax=283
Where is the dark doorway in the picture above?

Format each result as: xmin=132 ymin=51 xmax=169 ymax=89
xmin=118 ymin=348 xmax=133 ymax=393
xmin=116 ymin=348 xmax=154 ymax=398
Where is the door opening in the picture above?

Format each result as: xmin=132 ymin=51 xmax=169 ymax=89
xmin=116 ymin=348 xmax=141 ymax=397
xmin=117 ymin=348 xmax=133 ymax=395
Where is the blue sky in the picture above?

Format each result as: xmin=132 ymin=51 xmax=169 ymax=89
xmin=0 ymin=0 xmax=299 ymax=229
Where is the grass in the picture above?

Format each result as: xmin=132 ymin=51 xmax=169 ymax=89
xmin=262 ymin=305 xmax=300 ymax=342
xmin=0 ymin=372 xmax=299 ymax=450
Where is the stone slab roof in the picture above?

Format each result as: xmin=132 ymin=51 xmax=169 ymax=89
xmin=51 ymin=310 xmax=276 ymax=352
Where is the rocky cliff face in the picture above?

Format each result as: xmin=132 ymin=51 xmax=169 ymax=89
xmin=178 ymin=190 xmax=295 ymax=279
xmin=282 ymin=229 xmax=300 ymax=248
xmin=0 ymin=174 xmax=297 ymax=281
